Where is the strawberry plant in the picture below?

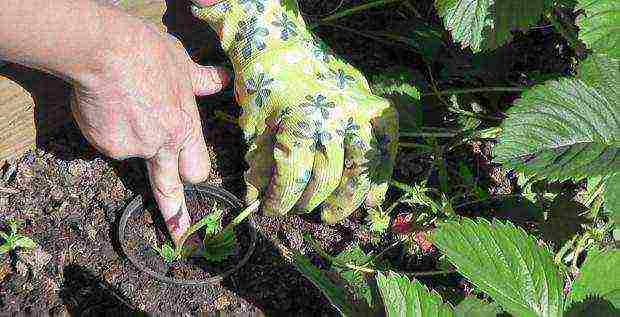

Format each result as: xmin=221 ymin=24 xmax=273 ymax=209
xmin=151 ymin=200 xmax=259 ymax=263
xmin=0 ymin=219 xmax=37 ymax=255
xmin=293 ymin=218 xmax=619 ymax=316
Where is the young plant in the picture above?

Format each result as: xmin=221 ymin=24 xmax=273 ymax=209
xmin=200 ymin=200 xmax=259 ymax=262
xmin=151 ymin=200 xmax=259 ymax=263
xmin=151 ymin=202 xmax=229 ymax=263
xmin=0 ymin=219 xmax=37 ymax=255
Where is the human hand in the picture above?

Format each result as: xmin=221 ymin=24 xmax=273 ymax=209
xmin=192 ymin=0 xmax=398 ymax=223
xmin=70 ymin=22 xmax=229 ymax=244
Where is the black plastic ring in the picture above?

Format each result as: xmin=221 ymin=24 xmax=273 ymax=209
xmin=118 ymin=183 xmax=257 ymax=286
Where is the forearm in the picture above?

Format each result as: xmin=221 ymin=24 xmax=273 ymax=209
xmin=0 ymin=0 xmax=146 ymax=84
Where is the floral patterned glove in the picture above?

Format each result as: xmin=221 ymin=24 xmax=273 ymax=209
xmin=192 ymin=0 xmax=398 ymax=223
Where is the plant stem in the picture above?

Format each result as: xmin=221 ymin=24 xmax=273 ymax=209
xmin=400 ymin=132 xmax=457 ymax=138
xmin=399 ymin=142 xmax=434 ymax=151
xmin=406 ymin=268 xmax=457 ymax=276
xmin=318 ymin=23 xmax=418 ymax=53
xmin=312 ymin=0 xmax=406 ymax=27
xmin=422 ymin=87 xmax=525 ymax=97
xmin=209 ymin=200 xmax=260 ymax=244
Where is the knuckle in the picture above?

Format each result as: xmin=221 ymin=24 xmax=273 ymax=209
xmin=152 ymin=181 xmax=184 ymax=199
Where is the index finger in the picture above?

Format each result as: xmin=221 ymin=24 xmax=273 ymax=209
xmin=146 ymin=148 xmax=190 ymax=246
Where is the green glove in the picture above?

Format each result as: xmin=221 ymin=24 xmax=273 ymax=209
xmin=192 ymin=0 xmax=398 ymax=223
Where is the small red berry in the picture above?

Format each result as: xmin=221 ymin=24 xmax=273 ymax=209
xmin=392 ymin=213 xmax=414 ymax=234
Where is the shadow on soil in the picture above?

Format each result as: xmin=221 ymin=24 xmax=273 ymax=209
xmin=60 ymin=264 xmax=146 ymax=316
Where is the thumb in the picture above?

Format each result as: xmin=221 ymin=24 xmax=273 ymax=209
xmin=190 ymin=63 xmax=230 ymax=96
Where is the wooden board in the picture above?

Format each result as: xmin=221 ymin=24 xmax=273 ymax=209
xmin=0 ymin=0 xmax=168 ymax=163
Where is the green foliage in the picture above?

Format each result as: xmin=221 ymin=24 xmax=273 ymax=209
xmin=604 ymin=173 xmax=619 ymax=225
xmin=576 ymin=0 xmax=620 ymax=59
xmin=367 ymin=208 xmax=391 ymax=233
xmin=201 ymin=227 xmax=236 ymax=262
xmin=150 ymin=201 xmax=253 ymax=263
xmin=293 ymin=218 xmax=620 ymax=317
xmin=371 ymin=68 xmax=423 ymax=132
xmin=493 ymin=54 xmax=619 ymax=183
xmin=567 ymin=248 xmax=620 ymax=309
xmin=453 ymin=297 xmax=501 ymax=317
xmin=290 ymin=250 xmax=360 ymax=317
xmin=433 ymin=218 xmax=565 ymax=317
xmin=434 ymin=0 xmax=549 ymax=52
xmin=152 ymin=242 xmax=178 ymax=263
xmin=0 ymin=219 xmax=37 ymax=255
xmin=376 ymin=272 xmax=454 ymax=316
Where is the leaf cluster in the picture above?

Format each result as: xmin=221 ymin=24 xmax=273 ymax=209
xmin=293 ymin=218 xmax=619 ymax=316
xmin=0 ymin=219 xmax=37 ymax=255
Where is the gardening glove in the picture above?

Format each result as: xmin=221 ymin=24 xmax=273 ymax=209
xmin=191 ymin=0 xmax=398 ymax=223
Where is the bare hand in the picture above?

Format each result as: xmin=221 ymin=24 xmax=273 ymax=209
xmin=70 ymin=23 xmax=228 ymax=244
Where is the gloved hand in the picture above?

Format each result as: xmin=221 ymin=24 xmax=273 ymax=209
xmin=192 ymin=0 xmax=398 ymax=223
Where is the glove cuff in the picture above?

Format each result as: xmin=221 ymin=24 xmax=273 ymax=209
xmin=192 ymin=0 xmax=309 ymax=72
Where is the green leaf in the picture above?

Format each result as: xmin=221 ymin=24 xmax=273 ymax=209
xmin=371 ymin=68 xmax=422 ymax=132
xmin=433 ymin=218 xmax=565 ymax=317
xmin=201 ymin=227 xmax=236 ymax=262
xmin=567 ymin=248 xmax=620 ymax=309
xmin=376 ymin=272 xmax=454 ymax=317
xmin=291 ymin=251 xmax=360 ymax=317
xmin=14 ymin=236 xmax=37 ymax=249
xmin=576 ymin=0 xmax=620 ymax=59
xmin=0 ymin=230 xmax=8 ymax=241
xmin=454 ymin=297 xmax=501 ymax=317
xmin=160 ymin=243 xmax=177 ymax=263
xmin=332 ymin=246 xmax=375 ymax=308
xmin=367 ymin=209 xmax=390 ymax=233
xmin=434 ymin=0 xmax=549 ymax=52
xmin=493 ymin=55 xmax=619 ymax=182
xmin=604 ymin=173 xmax=619 ymax=224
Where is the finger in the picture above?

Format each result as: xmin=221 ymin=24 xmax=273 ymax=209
xmin=190 ymin=64 xmax=230 ymax=96
xmin=146 ymin=149 xmax=190 ymax=245
xmin=320 ymin=121 xmax=373 ymax=224
xmin=177 ymin=88 xmax=211 ymax=183
xmin=295 ymin=133 xmax=344 ymax=213
xmin=364 ymin=101 xmax=399 ymax=208
xmin=262 ymin=118 xmax=316 ymax=217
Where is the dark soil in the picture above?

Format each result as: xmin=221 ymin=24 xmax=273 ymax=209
xmin=0 ymin=0 xmax=576 ymax=315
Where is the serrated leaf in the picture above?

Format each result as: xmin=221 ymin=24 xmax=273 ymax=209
xmin=576 ymin=0 xmax=620 ymax=59
xmin=14 ymin=236 xmax=37 ymax=249
xmin=485 ymin=0 xmax=550 ymax=49
xmin=435 ymin=0 xmax=549 ymax=52
xmin=567 ymin=248 xmax=620 ymax=309
xmin=371 ymin=69 xmax=422 ymax=132
xmin=433 ymin=218 xmax=565 ymax=317
xmin=604 ymin=173 xmax=619 ymax=224
xmin=376 ymin=272 xmax=454 ymax=317
xmin=291 ymin=251 xmax=359 ymax=317
xmin=454 ymin=297 xmax=501 ymax=317
xmin=367 ymin=209 xmax=390 ymax=233
xmin=202 ymin=228 xmax=235 ymax=262
xmin=565 ymin=295 xmax=619 ymax=317
xmin=332 ymin=246 xmax=375 ymax=308
xmin=494 ymin=55 xmax=619 ymax=182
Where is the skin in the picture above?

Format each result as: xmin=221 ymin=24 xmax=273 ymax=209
xmin=0 ymin=0 xmax=229 ymax=244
